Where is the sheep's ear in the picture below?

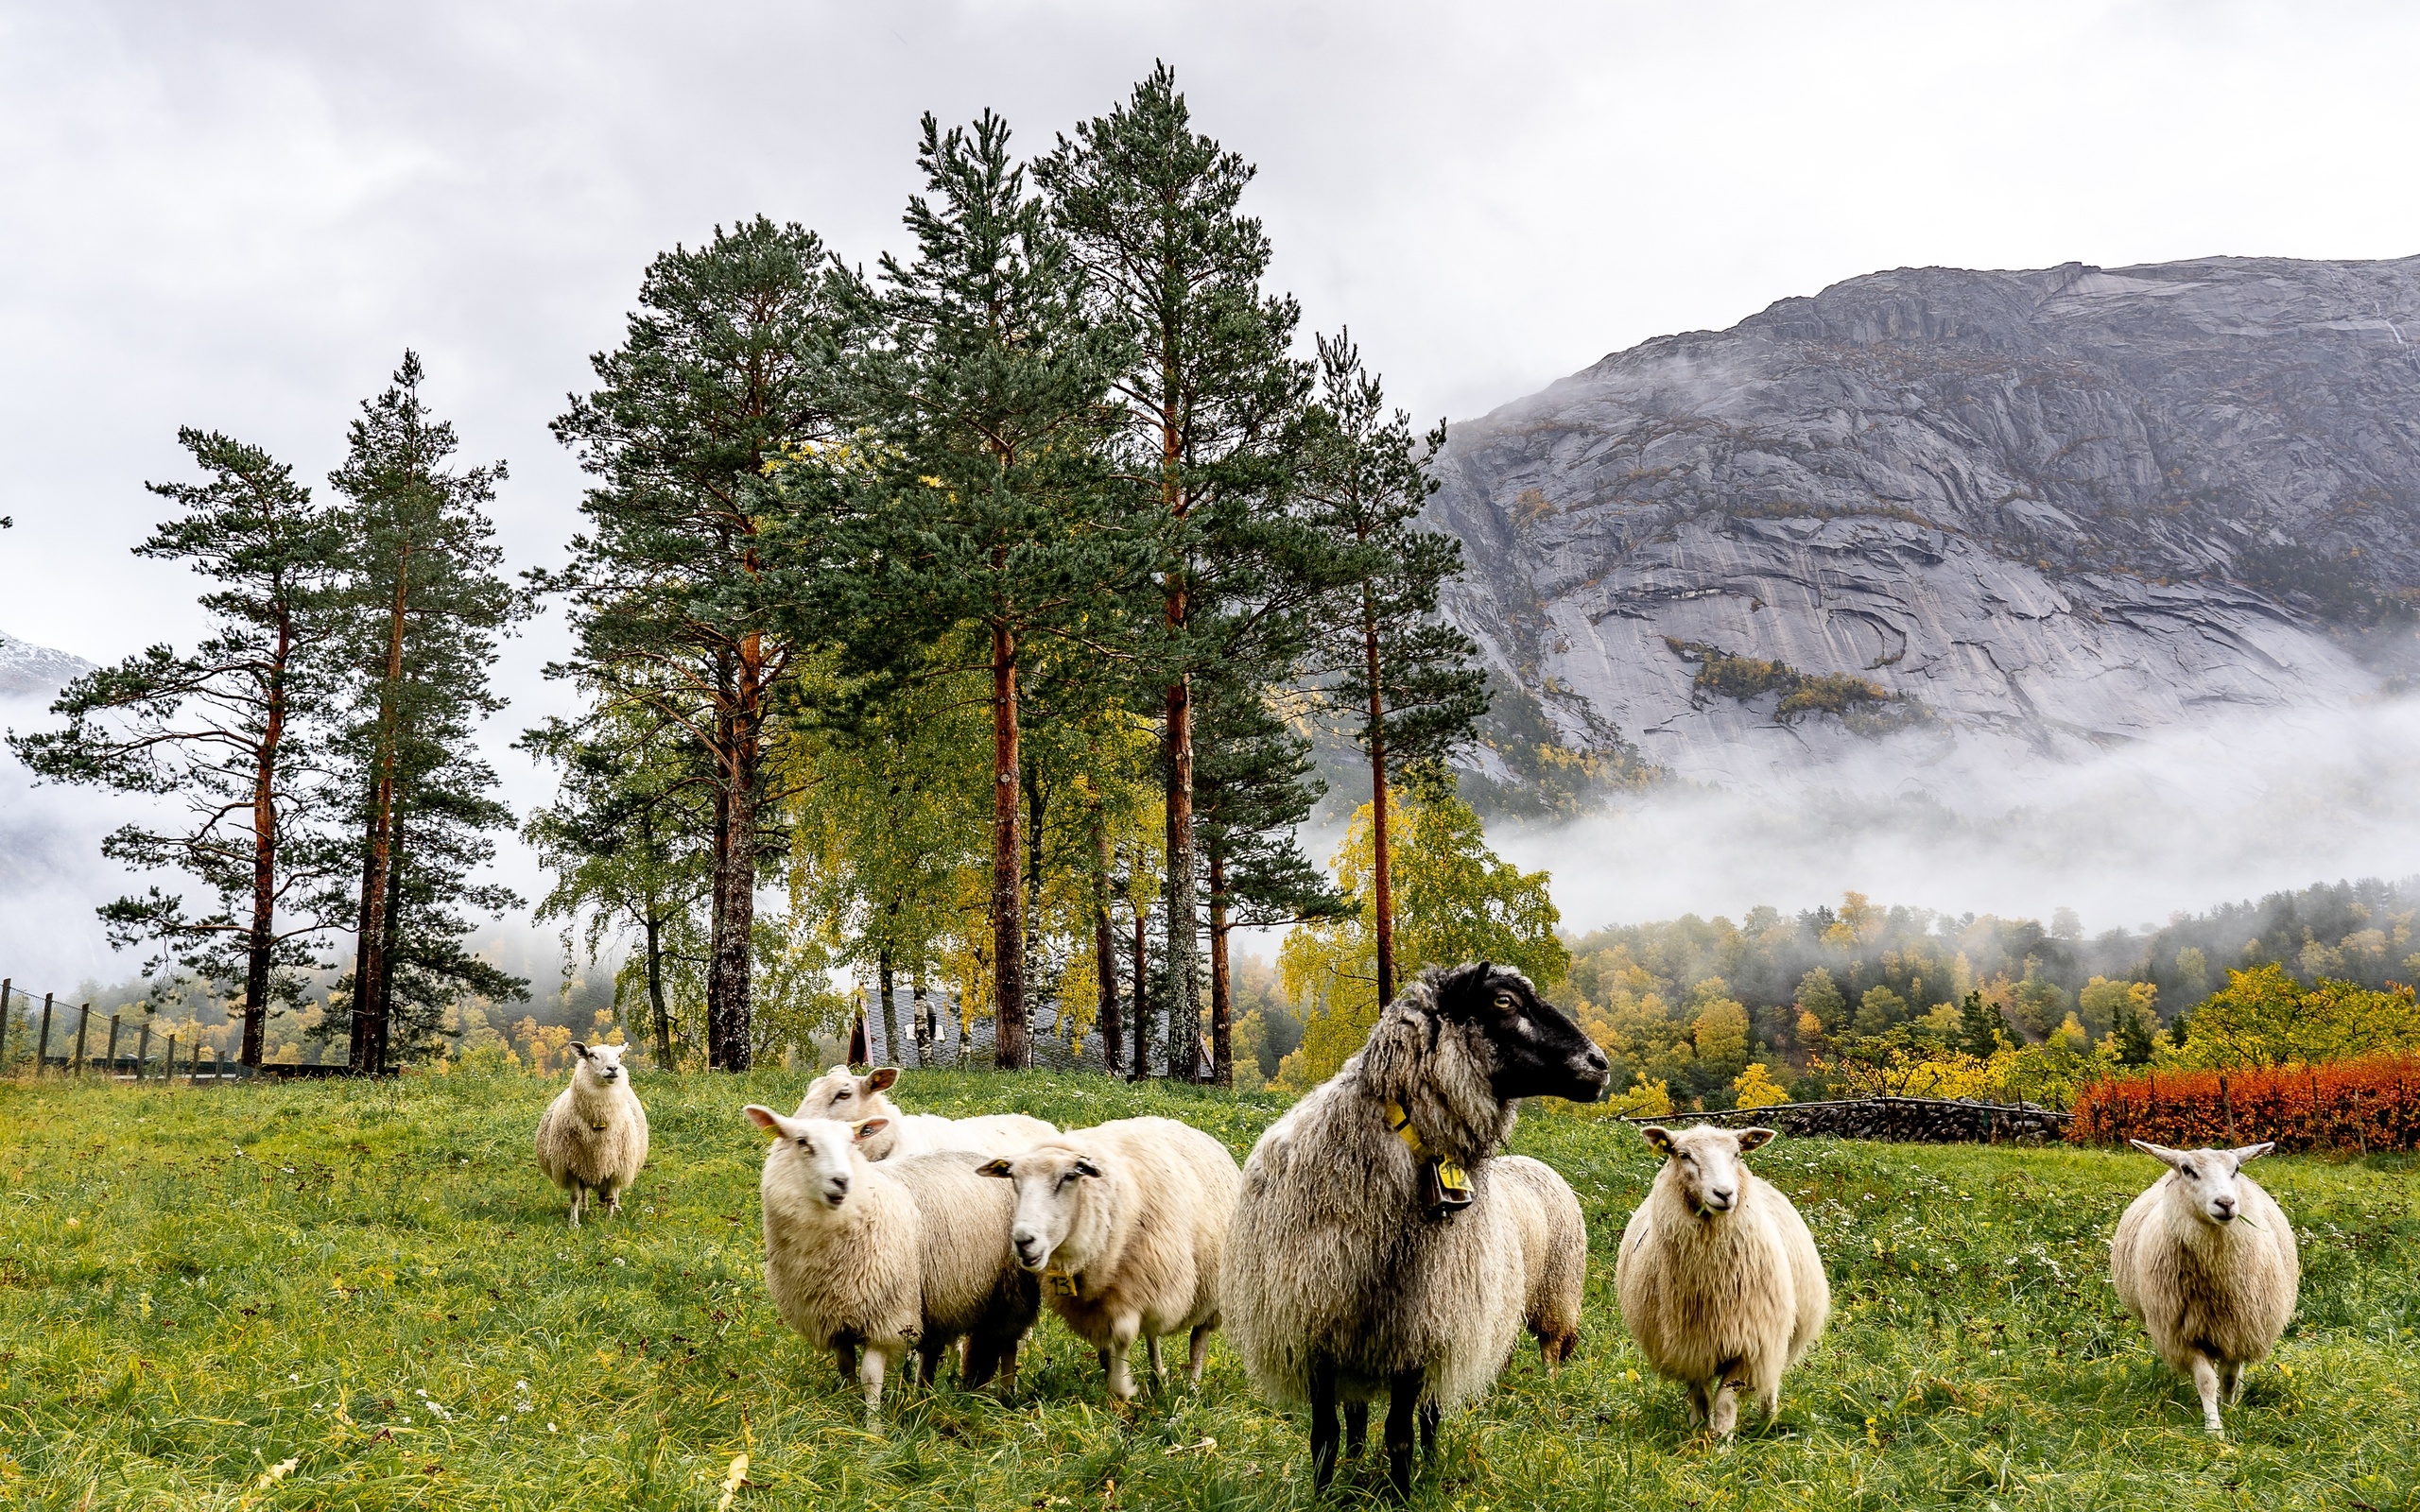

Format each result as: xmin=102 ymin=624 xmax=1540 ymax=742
xmin=1073 ymin=1157 xmax=1103 ymax=1179
xmin=850 ymin=1116 xmax=890 ymax=1143
xmin=1640 ymin=1125 xmax=1675 ymax=1156
xmin=866 ymin=1067 xmax=900 ymax=1092
xmin=2231 ymin=1142 xmax=2276 ymax=1165
xmin=826 ymin=1064 xmax=849 ymax=1078
xmin=571 ymin=1040 xmax=590 ymax=1058
xmin=976 ymin=1158 xmax=1015 ymax=1178
xmin=1736 ymin=1127 xmax=1777 ymax=1152
xmin=2129 ymin=1139 xmax=2187 ymax=1169
xmin=744 ymin=1105 xmax=784 ymax=1133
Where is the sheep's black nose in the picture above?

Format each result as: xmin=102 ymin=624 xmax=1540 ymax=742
xmin=1583 ymin=1048 xmax=1609 ymax=1074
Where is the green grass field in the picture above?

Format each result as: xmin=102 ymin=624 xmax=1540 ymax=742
xmin=2 ymin=1068 xmax=2415 ymax=1510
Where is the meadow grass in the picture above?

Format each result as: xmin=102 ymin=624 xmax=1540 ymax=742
xmin=1 ymin=1066 xmax=2415 ymax=1509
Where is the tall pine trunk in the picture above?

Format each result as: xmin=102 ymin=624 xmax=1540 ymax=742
xmin=643 ymin=909 xmax=672 ymax=1068
xmin=350 ymin=551 xmax=411 ymax=1074
xmin=241 ymin=616 xmax=291 ymax=1068
xmin=878 ymin=945 xmax=899 ymax=1068
xmin=1093 ymin=810 xmax=1121 ymax=1076
xmin=1362 ymin=585 xmax=1394 ymax=1008
xmin=372 ymin=805 xmax=406 ymax=1071
xmin=1161 ymin=384 xmax=1201 ymax=1082
xmin=1129 ymin=895 xmax=1150 ymax=1082
xmin=706 ymin=643 xmax=761 ymax=1073
xmin=1208 ymin=841 xmax=1232 ymax=1089
xmin=990 ymin=619 xmax=1028 ymax=1070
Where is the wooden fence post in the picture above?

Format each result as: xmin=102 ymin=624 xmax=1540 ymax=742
xmin=37 ymin=993 xmax=54 ymax=1075
xmin=105 ymin=1014 xmax=121 ymax=1077
xmin=136 ymin=1023 xmax=151 ymax=1083
xmin=0 ymin=978 xmax=10 ymax=1073
xmin=164 ymin=1035 xmax=178 ymax=1084
xmin=72 ymin=1004 xmax=91 ymax=1075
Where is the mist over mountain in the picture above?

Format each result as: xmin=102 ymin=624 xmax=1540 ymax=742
xmin=1426 ymin=255 xmax=2420 ymax=929
xmin=1434 ymin=254 xmax=2420 ymax=799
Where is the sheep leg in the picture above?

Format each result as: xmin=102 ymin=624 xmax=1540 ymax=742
xmin=567 ymin=1186 xmax=585 ymax=1228
xmin=859 ymin=1344 xmax=891 ymax=1426
xmin=1309 ymin=1359 xmax=1340 ymax=1491
xmin=602 ymin=1181 xmax=623 ymax=1219
xmin=993 ymin=1333 xmax=1021 ymax=1391
xmin=835 ymin=1336 xmax=860 ymax=1385
xmin=2190 ymin=1354 xmax=2224 ymax=1436
xmin=1384 ymin=1368 xmax=1423 ymax=1498
xmin=1146 ymin=1333 xmax=1166 ymax=1384
xmin=1683 ymin=1381 xmax=1710 ymax=1426
xmin=1419 ymin=1400 xmax=1440 ymax=1456
xmin=1185 ymin=1323 xmax=1212 ymax=1388
xmin=1708 ymin=1381 xmax=1739 ymax=1438
xmin=1343 ymin=1402 xmax=1368 ymax=1458
xmin=2220 ymin=1361 xmax=2245 ymax=1406
xmin=1104 ymin=1312 xmax=1142 ymax=1400
xmin=918 ymin=1338 xmax=949 ymax=1386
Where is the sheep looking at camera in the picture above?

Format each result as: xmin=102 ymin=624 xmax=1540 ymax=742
xmin=1495 ymin=1155 xmax=1586 ymax=1370
xmin=1616 ymin=1123 xmax=1827 ymax=1437
xmin=2110 ymin=1139 xmax=2299 ymax=1437
xmin=795 ymin=1065 xmax=1057 ymax=1161
xmin=533 ymin=1041 xmax=648 ymax=1228
xmin=977 ymin=1116 xmax=1241 ymax=1400
xmin=745 ymin=1107 xmax=1039 ymax=1424
xmin=1222 ymin=961 xmax=1611 ymax=1497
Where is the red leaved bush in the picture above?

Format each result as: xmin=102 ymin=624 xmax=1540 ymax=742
xmin=2068 ymin=1055 xmax=2420 ymax=1153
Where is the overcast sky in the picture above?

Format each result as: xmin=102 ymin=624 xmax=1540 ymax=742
xmin=4 ymin=0 xmax=2417 ymax=982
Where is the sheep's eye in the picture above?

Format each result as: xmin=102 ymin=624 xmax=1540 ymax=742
xmin=796 ymin=1138 xmax=811 ymax=1150
xmin=2178 ymin=1164 xmax=2194 ymax=1178
xmin=834 ymin=1089 xmax=850 ymax=1100
xmin=1493 ymin=992 xmax=1518 ymax=1011
xmin=1676 ymin=1153 xmax=1693 ymax=1164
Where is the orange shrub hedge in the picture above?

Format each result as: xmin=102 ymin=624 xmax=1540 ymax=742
xmin=2067 ymin=1055 xmax=2420 ymax=1153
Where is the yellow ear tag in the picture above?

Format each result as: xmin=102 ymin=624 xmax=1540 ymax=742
xmin=1047 ymin=1271 xmax=1080 ymax=1297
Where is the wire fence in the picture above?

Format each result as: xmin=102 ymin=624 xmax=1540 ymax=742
xmin=0 ymin=976 xmax=245 ymax=1085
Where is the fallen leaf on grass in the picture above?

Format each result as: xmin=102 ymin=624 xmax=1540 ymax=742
xmin=717 ymin=1452 xmax=750 ymax=1510
xmin=1162 ymin=1437 xmax=1216 ymax=1455
xmin=256 ymin=1457 xmax=299 ymax=1488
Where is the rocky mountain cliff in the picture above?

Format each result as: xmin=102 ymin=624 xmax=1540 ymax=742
xmin=1431 ymin=255 xmax=2420 ymax=804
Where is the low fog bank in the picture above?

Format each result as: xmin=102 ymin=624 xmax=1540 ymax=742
xmin=1500 ymin=696 xmax=2420 ymax=937
xmin=0 ymin=693 xmax=153 ymax=991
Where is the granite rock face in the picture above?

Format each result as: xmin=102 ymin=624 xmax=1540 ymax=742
xmin=1429 ymin=256 xmax=2420 ymax=799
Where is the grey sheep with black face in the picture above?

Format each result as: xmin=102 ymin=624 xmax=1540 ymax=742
xmin=1222 ymin=961 xmax=1610 ymax=1499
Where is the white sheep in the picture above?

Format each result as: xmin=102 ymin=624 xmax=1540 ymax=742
xmin=1222 ymin=961 xmax=1611 ymax=1496
xmin=1496 ymin=1154 xmax=1587 ymax=1371
xmin=1615 ymin=1124 xmax=1828 ymax=1437
xmin=745 ymin=1106 xmax=1039 ymax=1424
xmin=533 ymin=1041 xmax=649 ymax=1228
xmin=2110 ymin=1139 xmax=2300 ymax=1437
xmin=795 ymin=1065 xmax=1057 ymax=1161
xmin=977 ymin=1116 xmax=1241 ymax=1400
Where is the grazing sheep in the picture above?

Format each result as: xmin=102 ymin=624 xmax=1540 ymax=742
xmin=796 ymin=1065 xmax=1058 ymax=1161
xmin=533 ymin=1041 xmax=649 ymax=1228
xmin=1223 ymin=961 xmax=1611 ymax=1496
xmin=977 ymin=1117 xmax=1241 ymax=1400
xmin=2110 ymin=1139 xmax=2299 ymax=1437
xmin=745 ymin=1106 xmax=1040 ymax=1424
xmin=1495 ymin=1154 xmax=1586 ymax=1371
xmin=1616 ymin=1124 xmax=1828 ymax=1437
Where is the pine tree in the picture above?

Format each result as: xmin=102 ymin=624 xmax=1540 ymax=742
xmin=323 ymin=352 xmax=528 ymax=1070
xmin=9 ymin=430 xmax=346 ymax=1063
xmin=1038 ymin=64 xmax=1309 ymax=1081
xmin=522 ymin=696 xmax=716 ymax=1068
xmin=1957 ymin=988 xmax=2007 ymax=1059
xmin=543 ymin=217 xmax=847 ymax=1072
xmin=797 ymin=112 xmax=1146 ymax=1070
xmin=1192 ymin=662 xmax=1340 ymax=1086
xmin=1300 ymin=333 xmax=1488 ymax=1006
